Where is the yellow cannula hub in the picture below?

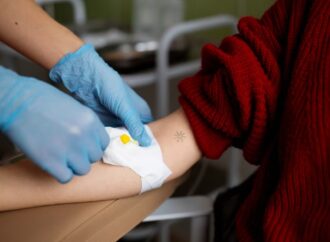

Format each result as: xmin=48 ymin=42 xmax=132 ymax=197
xmin=120 ymin=134 xmax=131 ymax=144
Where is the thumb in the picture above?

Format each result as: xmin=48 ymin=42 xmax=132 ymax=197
xmin=124 ymin=83 xmax=154 ymax=123
xmin=118 ymin=104 xmax=151 ymax=146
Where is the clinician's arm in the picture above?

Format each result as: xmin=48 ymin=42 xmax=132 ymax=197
xmin=0 ymin=0 xmax=83 ymax=69
xmin=0 ymin=109 xmax=201 ymax=211
xmin=0 ymin=0 xmax=153 ymax=145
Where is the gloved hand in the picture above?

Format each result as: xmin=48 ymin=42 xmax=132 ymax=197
xmin=0 ymin=66 xmax=109 ymax=183
xmin=49 ymin=44 xmax=152 ymax=146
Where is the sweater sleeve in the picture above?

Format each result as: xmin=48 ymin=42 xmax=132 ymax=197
xmin=178 ymin=0 xmax=291 ymax=162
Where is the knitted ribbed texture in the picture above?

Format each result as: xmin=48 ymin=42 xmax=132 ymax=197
xmin=178 ymin=0 xmax=330 ymax=241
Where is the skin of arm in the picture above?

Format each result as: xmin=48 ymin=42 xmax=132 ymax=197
xmin=0 ymin=0 xmax=83 ymax=69
xmin=0 ymin=109 xmax=201 ymax=211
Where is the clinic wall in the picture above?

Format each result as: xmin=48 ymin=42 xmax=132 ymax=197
xmin=55 ymin=0 xmax=275 ymax=26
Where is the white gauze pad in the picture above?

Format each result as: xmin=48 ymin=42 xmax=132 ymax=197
xmin=102 ymin=126 xmax=172 ymax=193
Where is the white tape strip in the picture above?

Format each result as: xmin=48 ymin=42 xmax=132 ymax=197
xmin=102 ymin=126 xmax=172 ymax=193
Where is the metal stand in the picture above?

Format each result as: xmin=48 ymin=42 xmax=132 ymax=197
xmin=156 ymin=15 xmax=238 ymax=117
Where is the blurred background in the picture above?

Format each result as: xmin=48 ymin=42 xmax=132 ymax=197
xmin=0 ymin=0 xmax=274 ymax=241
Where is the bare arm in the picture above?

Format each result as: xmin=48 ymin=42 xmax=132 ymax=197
xmin=0 ymin=109 xmax=201 ymax=211
xmin=0 ymin=0 xmax=83 ymax=69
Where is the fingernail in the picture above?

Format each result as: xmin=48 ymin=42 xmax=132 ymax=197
xmin=142 ymin=115 xmax=154 ymax=124
xmin=139 ymin=132 xmax=151 ymax=147
xmin=59 ymin=174 xmax=73 ymax=184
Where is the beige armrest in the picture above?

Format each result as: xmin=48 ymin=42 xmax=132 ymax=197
xmin=0 ymin=177 xmax=183 ymax=242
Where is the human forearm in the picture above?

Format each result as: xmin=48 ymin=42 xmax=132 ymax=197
xmin=0 ymin=160 xmax=141 ymax=211
xmin=0 ymin=109 xmax=201 ymax=211
xmin=150 ymin=108 xmax=201 ymax=180
xmin=0 ymin=0 xmax=83 ymax=69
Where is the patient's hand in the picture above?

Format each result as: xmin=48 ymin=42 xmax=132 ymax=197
xmin=0 ymin=109 xmax=201 ymax=211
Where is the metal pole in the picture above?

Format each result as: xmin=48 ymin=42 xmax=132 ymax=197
xmin=156 ymin=15 xmax=238 ymax=117
xmin=190 ymin=215 xmax=210 ymax=242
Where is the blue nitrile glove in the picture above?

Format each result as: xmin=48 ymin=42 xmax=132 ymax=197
xmin=0 ymin=66 xmax=109 ymax=183
xmin=49 ymin=44 xmax=152 ymax=146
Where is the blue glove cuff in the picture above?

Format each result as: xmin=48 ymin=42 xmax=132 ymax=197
xmin=49 ymin=43 xmax=98 ymax=93
xmin=52 ymin=43 xmax=94 ymax=71
xmin=0 ymin=66 xmax=43 ymax=132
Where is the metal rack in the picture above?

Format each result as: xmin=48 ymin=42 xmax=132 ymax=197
xmin=124 ymin=14 xmax=239 ymax=242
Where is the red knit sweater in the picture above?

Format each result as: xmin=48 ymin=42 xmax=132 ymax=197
xmin=178 ymin=0 xmax=330 ymax=241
